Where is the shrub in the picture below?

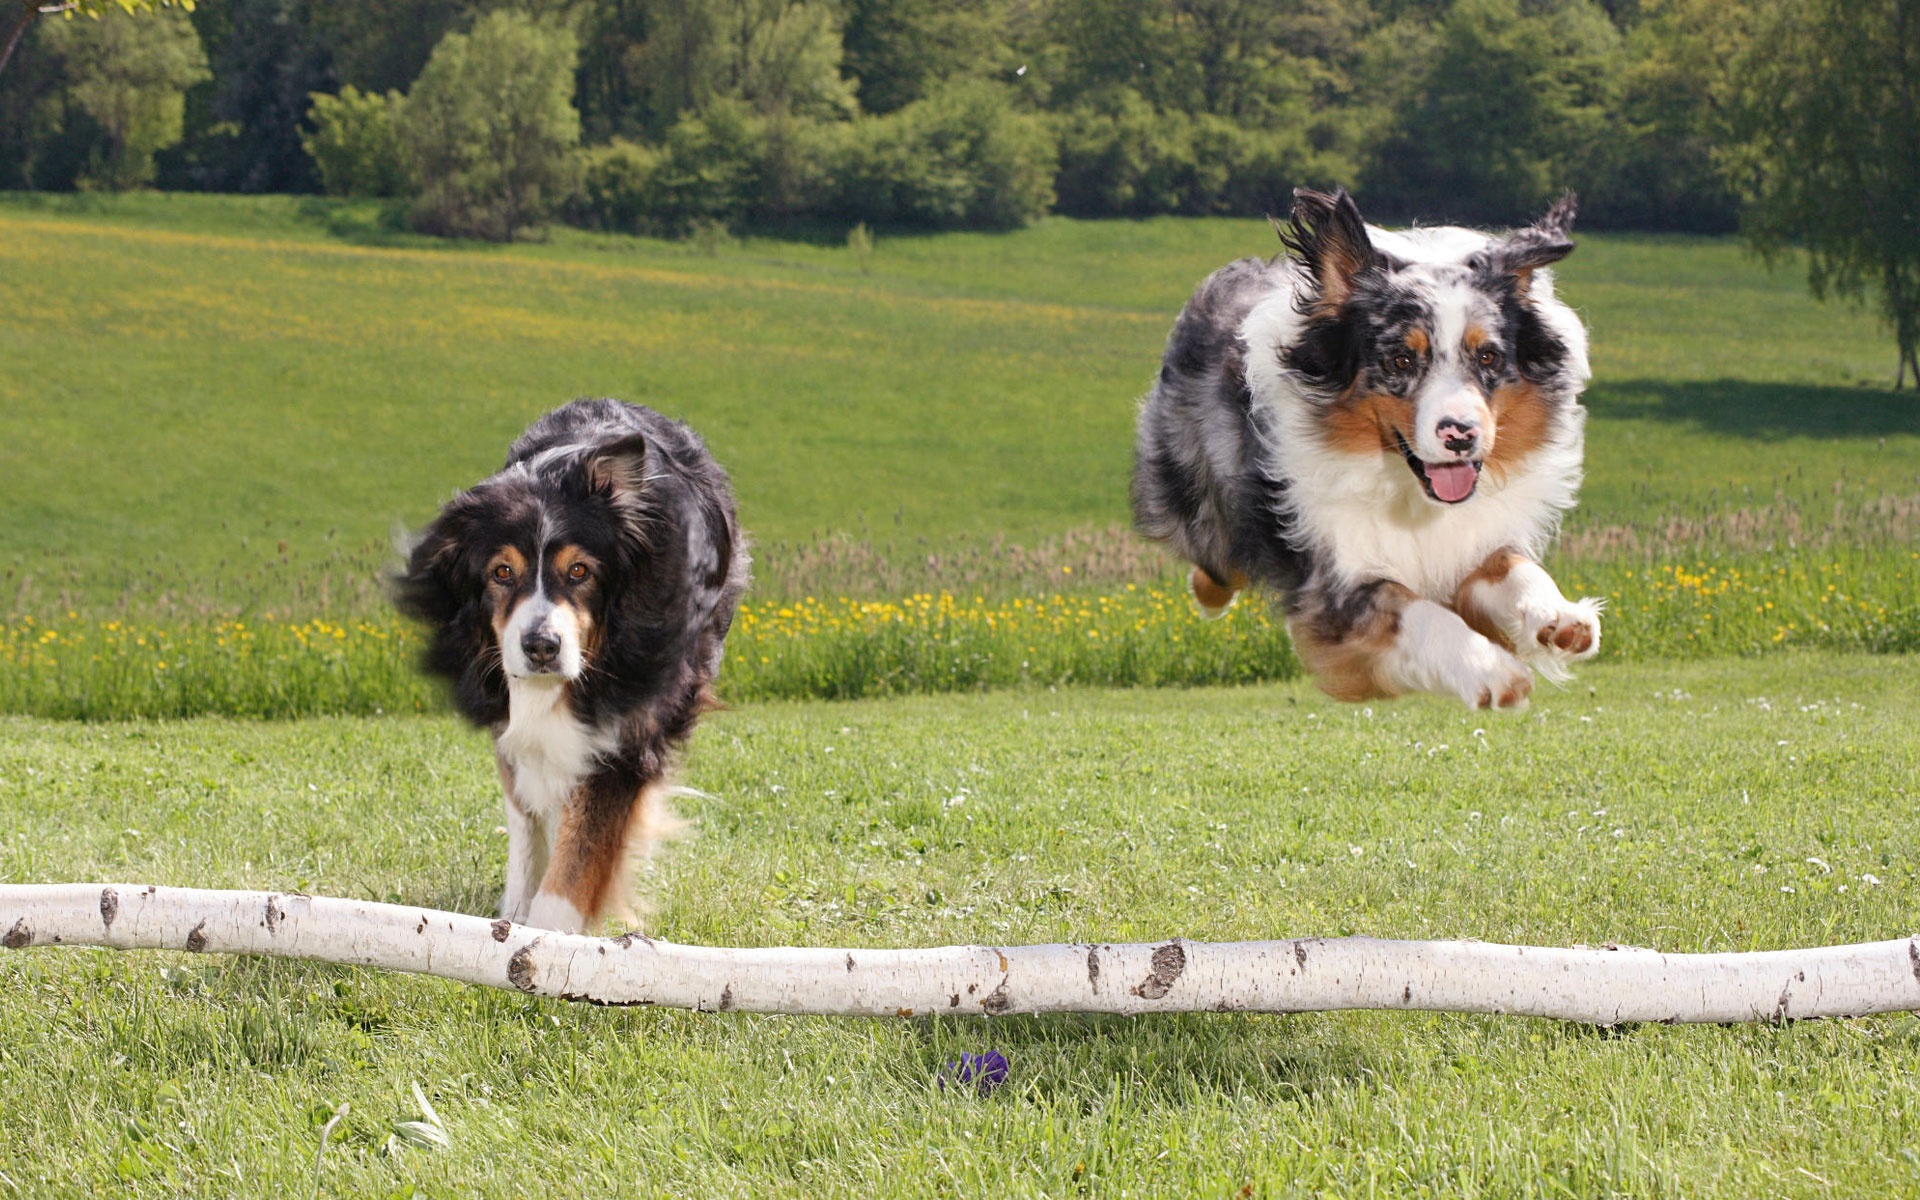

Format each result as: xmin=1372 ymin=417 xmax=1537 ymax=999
xmin=646 ymin=97 xmax=765 ymax=232
xmin=828 ymin=80 xmax=1054 ymax=229
xmin=576 ymin=138 xmax=664 ymax=233
xmin=302 ymin=85 xmax=406 ymax=197
xmin=396 ymin=10 xmax=582 ymax=241
xmin=1053 ymin=90 xmax=1324 ymax=217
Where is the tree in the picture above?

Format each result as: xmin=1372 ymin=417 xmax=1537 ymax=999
xmin=1360 ymin=0 xmax=1622 ymax=224
xmin=36 ymin=2 xmax=207 ymax=189
xmin=180 ymin=0 xmax=334 ymax=193
xmin=396 ymin=9 xmax=582 ymax=241
xmin=1572 ymin=0 xmax=1739 ymax=232
xmin=1 ymin=0 xmax=194 ymax=78
xmin=303 ymin=83 xmax=403 ymax=196
xmin=1723 ymin=0 xmax=1920 ymax=388
xmin=841 ymin=0 xmax=1010 ymax=115
xmin=627 ymin=0 xmax=854 ymax=133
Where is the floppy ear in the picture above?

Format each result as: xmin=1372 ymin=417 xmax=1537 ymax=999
xmin=1480 ymin=192 xmax=1577 ymax=292
xmin=1279 ymin=187 xmax=1380 ymax=312
xmin=391 ymin=494 xmax=479 ymax=624
xmin=585 ymin=432 xmax=650 ymax=512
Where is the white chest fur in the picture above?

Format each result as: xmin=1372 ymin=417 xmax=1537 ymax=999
xmin=495 ymin=677 xmax=619 ymax=817
xmin=1268 ymin=412 xmax=1586 ymax=599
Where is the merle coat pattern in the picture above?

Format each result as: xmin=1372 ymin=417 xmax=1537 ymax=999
xmin=1134 ymin=188 xmax=1603 ymax=709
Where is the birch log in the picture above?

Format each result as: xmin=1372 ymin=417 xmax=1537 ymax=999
xmin=4 ymin=883 xmax=1919 ymax=1024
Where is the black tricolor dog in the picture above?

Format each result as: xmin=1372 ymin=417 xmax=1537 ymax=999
xmin=1134 ymin=188 xmax=1602 ymax=709
xmin=394 ymin=399 xmax=748 ymax=932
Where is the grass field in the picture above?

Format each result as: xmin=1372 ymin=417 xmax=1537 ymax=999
xmin=2 ymin=191 xmax=1916 ymax=617
xmin=2 ymin=191 xmax=1916 ymax=717
xmin=3 ymin=195 xmax=1918 ymax=1196
xmin=3 ymin=654 xmax=1918 ymax=1197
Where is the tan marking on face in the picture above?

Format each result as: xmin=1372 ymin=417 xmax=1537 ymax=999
xmin=487 ymin=545 xmax=528 ymax=586
xmin=1287 ymin=582 xmax=1416 ymax=701
xmin=551 ymin=544 xmax=598 ymax=583
xmin=1404 ymin=328 xmax=1429 ymax=356
xmin=1190 ymin=565 xmax=1247 ymax=610
xmin=1323 ymin=387 xmax=1407 ymax=456
xmin=486 ymin=545 xmax=530 ymax=642
xmin=547 ymin=544 xmax=602 ymax=663
xmin=1452 ymin=548 xmax=1527 ymax=650
xmin=1463 ymin=325 xmax=1490 ymax=353
xmin=1482 ymin=380 xmax=1552 ymax=481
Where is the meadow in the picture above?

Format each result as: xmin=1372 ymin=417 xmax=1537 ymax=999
xmin=0 ymin=192 xmax=1915 ymax=715
xmin=2 ymin=195 xmax=1919 ymax=1196
xmin=3 ymin=655 xmax=1919 ymax=1196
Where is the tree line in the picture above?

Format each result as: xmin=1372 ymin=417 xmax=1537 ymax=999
xmin=0 ymin=0 xmax=1913 ymax=380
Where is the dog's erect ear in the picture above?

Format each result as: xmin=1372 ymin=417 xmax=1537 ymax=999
xmin=585 ymin=432 xmax=650 ymax=509
xmin=1480 ymin=192 xmax=1577 ymax=292
xmin=1279 ymin=187 xmax=1380 ymax=312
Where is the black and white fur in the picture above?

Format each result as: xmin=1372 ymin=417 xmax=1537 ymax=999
xmin=1134 ymin=188 xmax=1602 ymax=709
xmin=393 ymin=399 xmax=748 ymax=932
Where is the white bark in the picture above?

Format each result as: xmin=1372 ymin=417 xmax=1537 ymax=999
xmin=3 ymin=883 xmax=1918 ymax=1024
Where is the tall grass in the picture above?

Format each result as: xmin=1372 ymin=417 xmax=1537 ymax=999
xmin=4 ymin=537 xmax=1912 ymax=718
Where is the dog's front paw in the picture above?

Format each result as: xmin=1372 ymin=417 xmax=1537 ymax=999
xmin=1517 ymin=598 xmax=1603 ymax=682
xmin=1450 ymin=640 xmax=1533 ymax=711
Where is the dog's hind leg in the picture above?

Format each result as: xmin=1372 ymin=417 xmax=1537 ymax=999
xmin=1289 ymin=578 xmax=1533 ymax=710
xmin=1190 ymin=565 xmax=1248 ymax=619
xmin=1453 ymin=548 xmax=1604 ymax=684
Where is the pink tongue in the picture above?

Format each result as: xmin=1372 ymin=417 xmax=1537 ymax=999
xmin=1425 ymin=462 xmax=1478 ymax=502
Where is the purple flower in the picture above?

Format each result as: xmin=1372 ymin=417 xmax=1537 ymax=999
xmin=940 ymin=1051 xmax=1010 ymax=1095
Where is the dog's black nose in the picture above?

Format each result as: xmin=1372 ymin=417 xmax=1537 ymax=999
xmin=1438 ymin=417 xmax=1480 ymax=456
xmin=521 ymin=629 xmax=561 ymax=668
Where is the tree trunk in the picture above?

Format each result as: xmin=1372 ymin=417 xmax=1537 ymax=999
xmin=5 ymin=883 xmax=1920 ymax=1025
xmin=0 ymin=2 xmax=39 ymax=77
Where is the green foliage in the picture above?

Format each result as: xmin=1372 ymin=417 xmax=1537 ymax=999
xmin=646 ymin=95 xmax=768 ymax=229
xmin=575 ymin=137 xmax=663 ymax=233
xmin=1721 ymin=0 xmax=1920 ymax=387
xmin=301 ymin=84 xmax=404 ymax=198
xmin=841 ymin=0 xmax=1011 ymax=114
xmin=625 ymin=0 xmax=855 ymax=134
xmin=396 ymin=9 xmax=582 ymax=241
xmin=1572 ymin=0 xmax=1739 ymax=232
xmin=1361 ymin=0 xmax=1622 ymax=223
xmin=0 ymin=0 xmax=197 ymax=78
xmin=1054 ymin=89 xmax=1337 ymax=217
xmin=828 ymin=79 xmax=1055 ymax=229
xmin=34 ymin=5 xmax=207 ymax=190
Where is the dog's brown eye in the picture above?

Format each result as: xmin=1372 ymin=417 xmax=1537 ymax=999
xmin=490 ymin=563 xmax=515 ymax=584
xmin=1477 ymin=347 xmax=1504 ymax=371
xmin=1388 ymin=351 xmax=1414 ymax=373
xmin=566 ymin=562 xmax=590 ymax=582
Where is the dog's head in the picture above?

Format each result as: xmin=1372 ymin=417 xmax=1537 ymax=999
xmin=1278 ymin=187 xmax=1581 ymax=504
xmin=392 ymin=433 xmax=657 ymax=721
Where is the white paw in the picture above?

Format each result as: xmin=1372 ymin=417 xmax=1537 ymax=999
xmin=1449 ymin=639 xmax=1533 ymax=711
xmin=1516 ymin=598 xmax=1603 ymax=683
xmin=525 ymin=893 xmax=587 ymax=934
xmin=1195 ymin=595 xmax=1237 ymax=620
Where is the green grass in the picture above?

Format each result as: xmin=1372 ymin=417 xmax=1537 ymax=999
xmin=3 ymin=653 xmax=1919 ymax=1197
xmin=2 ymin=192 xmax=1915 ymax=618
xmin=3 ymin=542 xmax=1915 ymax=718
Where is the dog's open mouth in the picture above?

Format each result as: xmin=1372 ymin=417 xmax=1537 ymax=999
xmin=1396 ymin=434 xmax=1482 ymax=504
